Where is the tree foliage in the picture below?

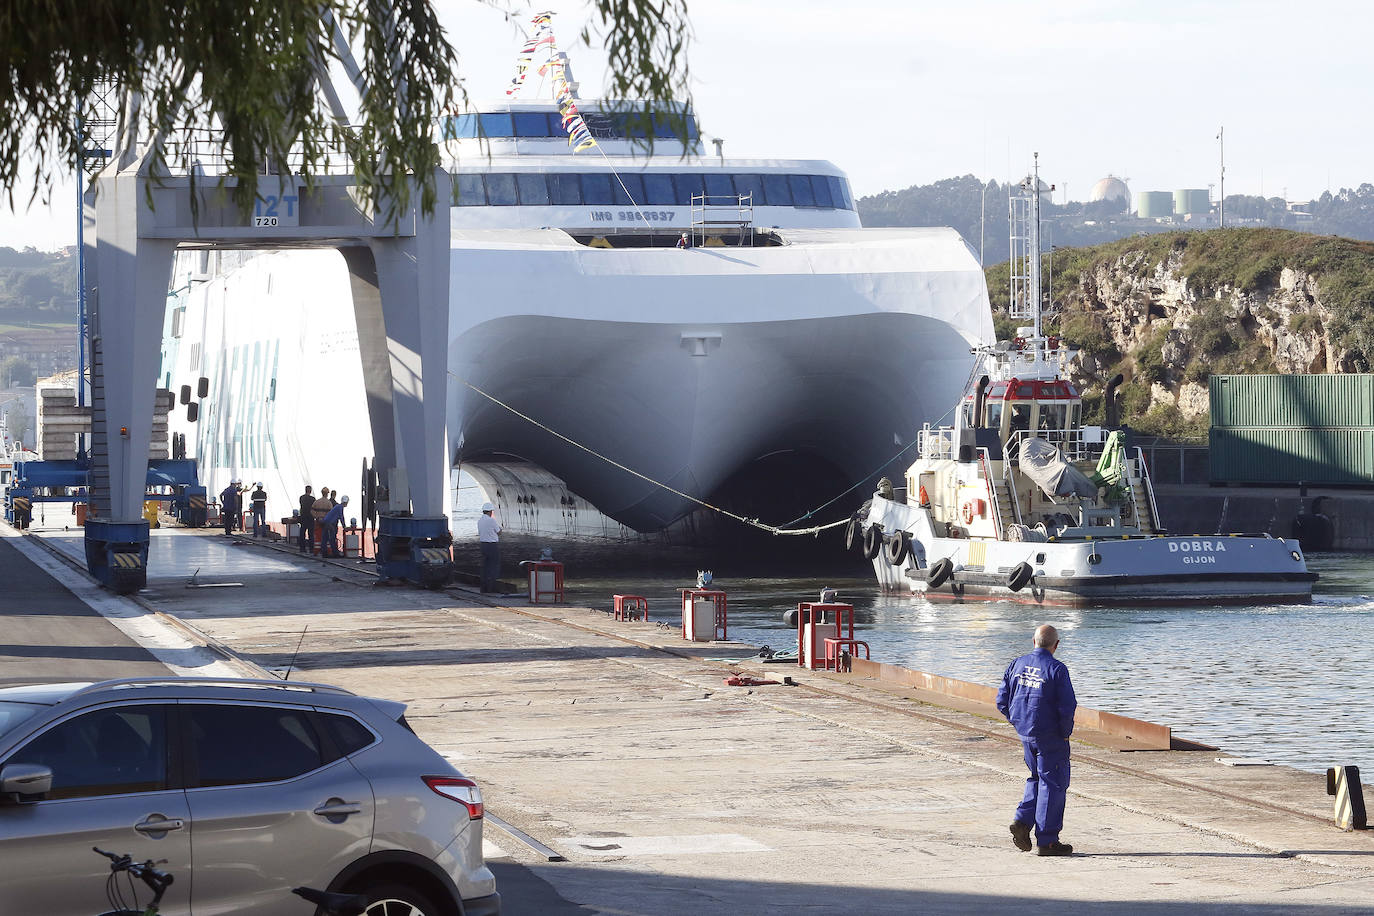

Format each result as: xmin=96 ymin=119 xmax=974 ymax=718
xmin=1 ymin=1 xmax=691 ymax=219
xmin=1 ymin=356 xmax=37 ymax=388
xmin=0 ymin=248 xmax=77 ymax=317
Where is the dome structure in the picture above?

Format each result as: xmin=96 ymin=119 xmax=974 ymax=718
xmin=1089 ymin=175 xmax=1130 ymax=204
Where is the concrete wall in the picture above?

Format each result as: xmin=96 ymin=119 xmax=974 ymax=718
xmin=1156 ymin=485 xmax=1374 ymax=550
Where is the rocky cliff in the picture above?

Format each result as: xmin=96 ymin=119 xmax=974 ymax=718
xmin=991 ymin=228 xmax=1374 ymax=436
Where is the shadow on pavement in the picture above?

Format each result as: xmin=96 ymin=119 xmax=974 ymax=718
xmin=487 ymin=860 xmax=1374 ymax=915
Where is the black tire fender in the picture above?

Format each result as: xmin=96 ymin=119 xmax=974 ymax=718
xmin=926 ymin=557 xmax=954 ymax=588
xmin=844 ymin=517 xmax=861 ymax=552
xmin=1007 ymin=561 xmax=1034 ymax=592
xmin=862 ymin=524 xmax=884 ymax=560
xmin=884 ymin=531 xmax=910 ymax=566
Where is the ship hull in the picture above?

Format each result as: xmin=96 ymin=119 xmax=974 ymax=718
xmin=448 ymin=226 xmax=992 ymax=535
xmin=163 ymin=226 xmax=993 ymax=539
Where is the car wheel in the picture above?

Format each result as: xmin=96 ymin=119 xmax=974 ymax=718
xmin=360 ymin=882 xmax=442 ymax=916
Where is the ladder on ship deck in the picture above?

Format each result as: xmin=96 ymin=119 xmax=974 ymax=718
xmin=1127 ymin=450 xmax=1163 ymax=535
xmin=690 ymin=193 xmax=754 ymax=247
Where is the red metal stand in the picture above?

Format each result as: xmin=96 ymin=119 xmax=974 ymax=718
xmin=613 ymin=594 xmax=648 ymax=621
xmin=795 ymin=602 xmax=868 ymax=670
xmin=526 ymin=561 xmax=565 ymax=603
xmin=680 ymin=588 xmax=727 ymax=641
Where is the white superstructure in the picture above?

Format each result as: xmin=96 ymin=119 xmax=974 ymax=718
xmin=160 ymin=94 xmax=994 ymax=538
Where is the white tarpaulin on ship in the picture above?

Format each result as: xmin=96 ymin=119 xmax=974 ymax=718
xmin=1019 ymin=437 xmax=1098 ymax=499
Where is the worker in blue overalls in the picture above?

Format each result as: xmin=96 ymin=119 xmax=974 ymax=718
xmin=996 ymin=623 xmax=1077 ymax=856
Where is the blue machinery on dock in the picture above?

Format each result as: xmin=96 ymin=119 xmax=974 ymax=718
xmin=4 ymin=458 xmax=203 ymax=594
xmin=83 ymin=518 xmax=150 ymax=593
xmin=375 ymin=515 xmax=454 ymax=589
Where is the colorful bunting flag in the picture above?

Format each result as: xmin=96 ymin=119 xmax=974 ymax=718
xmin=502 ymin=12 xmax=597 ymax=152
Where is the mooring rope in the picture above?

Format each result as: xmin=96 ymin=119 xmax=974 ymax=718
xmin=452 ymin=372 xmax=854 ymax=536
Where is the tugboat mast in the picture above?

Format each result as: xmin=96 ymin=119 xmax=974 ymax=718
xmin=1009 ymin=152 xmax=1046 ymax=339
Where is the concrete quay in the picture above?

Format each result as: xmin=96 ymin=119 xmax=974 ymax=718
xmin=8 ymin=524 xmax=1374 ymax=914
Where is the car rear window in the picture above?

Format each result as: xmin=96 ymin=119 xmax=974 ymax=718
xmin=316 ymin=712 xmax=376 ymax=758
xmin=187 ymin=704 xmax=324 ymax=787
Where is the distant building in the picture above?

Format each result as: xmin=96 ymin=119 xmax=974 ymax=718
xmin=0 ymin=329 xmax=77 ymax=377
xmin=1089 ymin=175 xmax=1131 ymax=206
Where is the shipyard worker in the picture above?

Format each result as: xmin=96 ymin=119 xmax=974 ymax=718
xmin=478 ymin=502 xmax=502 ymax=593
xmin=250 ymin=482 xmax=267 ymax=537
xmin=220 ymin=480 xmax=242 ymax=536
xmin=996 ymin=623 xmax=1077 ymax=857
xmin=676 ymin=232 xmax=690 ymax=249
xmin=321 ymin=495 xmax=348 ymax=558
xmin=327 ymin=489 xmax=340 ymax=552
xmin=312 ymin=487 xmax=332 ymax=555
xmin=297 ymin=485 xmax=314 ymax=553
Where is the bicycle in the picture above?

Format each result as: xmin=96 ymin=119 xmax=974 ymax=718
xmin=92 ymin=847 xmax=173 ymax=916
xmin=91 ymin=847 xmax=367 ymax=916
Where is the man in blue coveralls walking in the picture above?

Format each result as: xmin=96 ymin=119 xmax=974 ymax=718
xmin=996 ymin=623 xmax=1077 ymax=856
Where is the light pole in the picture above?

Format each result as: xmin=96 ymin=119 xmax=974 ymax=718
xmin=1216 ymin=126 xmax=1225 ymax=228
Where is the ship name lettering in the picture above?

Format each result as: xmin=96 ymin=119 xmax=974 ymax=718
xmin=1182 ymin=555 xmax=1217 ymax=565
xmin=1167 ymin=540 xmax=1226 ymax=553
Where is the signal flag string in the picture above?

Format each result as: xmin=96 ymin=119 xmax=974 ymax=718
xmin=452 ymin=373 xmax=853 ymax=537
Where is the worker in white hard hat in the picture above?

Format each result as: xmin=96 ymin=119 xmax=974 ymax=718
xmin=478 ymin=501 xmax=502 ymax=593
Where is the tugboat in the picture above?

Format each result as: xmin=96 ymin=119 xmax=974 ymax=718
xmin=849 ymin=156 xmax=1317 ymax=606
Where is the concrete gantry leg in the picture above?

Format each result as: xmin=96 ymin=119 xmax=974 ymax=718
xmin=347 ymin=170 xmax=452 ymax=516
xmin=86 ymin=168 xmax=176 ymax=519
xmin=84 ymin=161 xmax=175 ymax=590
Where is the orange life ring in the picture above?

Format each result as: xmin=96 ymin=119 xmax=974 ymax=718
xmin=961 ymin=501 xmax=975 ymax=525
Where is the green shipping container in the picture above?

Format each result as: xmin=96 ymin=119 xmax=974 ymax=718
xmin=1209 ymin=426 xmax=1374 ymax=484
xmin=1209 ymin=374 xmax=1374 ymax=429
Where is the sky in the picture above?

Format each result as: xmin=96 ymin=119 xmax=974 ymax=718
xmin=2 ymin=0 xmax=1370 ymax=251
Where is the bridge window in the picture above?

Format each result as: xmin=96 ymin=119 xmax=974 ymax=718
xmin=478 ymin=113 xmax=514 ymax=138
xmin=704 ymin=173 xmax=736 ymax=198
xmin=455 ymin=173 xmax=486 ymax=206
xmin=673 ymin=173 xmax=706 ymax=203
xmin=733 ymin=174 xmax=766 ymax=205
xmin=514 ymin=112 xmax=553 ymax=138
xmin=517 ymin=173 xmax=550 ymax=206
xmin=612 ymin=173 xmax=645 ymax=206
xmin=580 ymin=173 xmax=615 ymax=205
xmin=1009 ymin=403 xmax=1032 ymax=436
xmin=763 ymin=174 xmax=792 ymax=206
xmin=486 ymin=173 xmax=518 ymax=206
xmin=985 ymin=401 xmax=1004 ymax=430
xmin=643 ymin=173 xmax=675 ymax=205
xmin=547 ymin=173 xmax=582 ymax=205
xmin=443 ymin=114 xmax=477 ymax=139
xmin=1038 ymin=404 xmax=1067 ymax=431
xmin=829 ymin=176 xmax=852 ymax=210
xmin=810 ymin=175 xmax=834 ymax=208
xmin=448 ymin=170 xmax=854 ymax=209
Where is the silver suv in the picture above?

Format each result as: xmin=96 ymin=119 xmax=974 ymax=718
xmin=0 ymin=678 xmax=499 ymax=916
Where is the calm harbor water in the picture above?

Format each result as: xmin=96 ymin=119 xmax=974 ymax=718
xmin=454 ymin=473 xmax=1372 ymax=778
xmin=548 ymin=553 xmax=1374 ymax=780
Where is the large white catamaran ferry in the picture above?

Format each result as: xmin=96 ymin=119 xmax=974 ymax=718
xmin=160 ymin=24 xmax=993 ymax=541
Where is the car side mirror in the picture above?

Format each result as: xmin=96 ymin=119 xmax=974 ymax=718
xmin=1 ymin=763 xmax=53 ymax=802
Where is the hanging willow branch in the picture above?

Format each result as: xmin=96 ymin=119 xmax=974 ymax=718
xmin=0 ymin=1 xmax=692 ymax=221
